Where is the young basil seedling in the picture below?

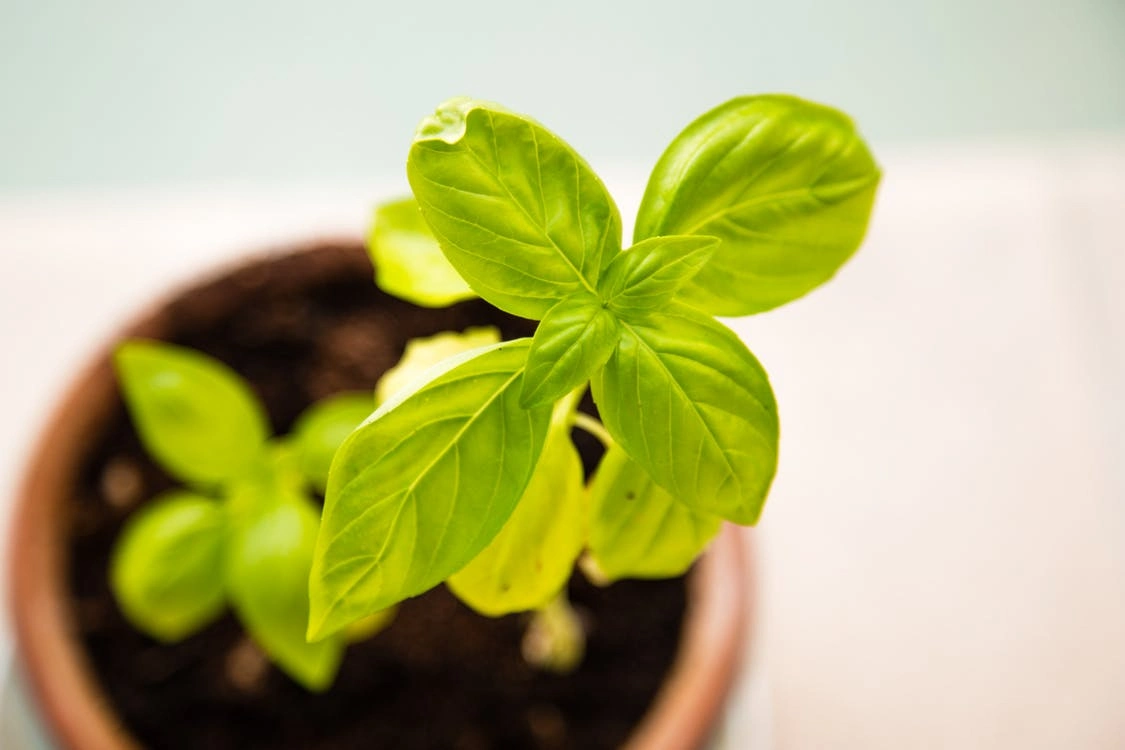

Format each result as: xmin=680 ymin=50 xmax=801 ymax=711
xmin=111 ymin=341 xmax=383 ymax=691
xmin=308 ymin=94 xmax=880 ymax=654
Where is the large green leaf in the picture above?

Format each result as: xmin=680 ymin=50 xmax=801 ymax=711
xmin=591 ymin=306 xmax=778 ymax=524
xmin=109 ymin=491 xmax=226 ymax=642
xmin=597 ymin=235 xmax=718 ymax=317
xmin=447 ymin=404 xmax=585 ymax=616
xmin=290 ymin=392 xmax=374 ymax=493
xmin=635 ymin=95 xmax=880 ymax=316
xmin=226 ymin=491 xmax=344 ymax=691
xmin=408 ymin=98 xmax=622 ymax=319
xmin=374 ymin=326 xmax=500 ymax=405
xmin=309 ymin=339 xmax=551 ymax=640
xmin=114 ymin=340 xmax=269 ymax=485
xmin=367 ymin=197 xmax=476 ymax=307
xmin=519 ymin=295 xmax=619 ymax=408
xmin=585 ymin=445 xmax=721 ymax=582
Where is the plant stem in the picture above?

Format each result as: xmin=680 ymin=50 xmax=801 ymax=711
xmin=571 ymin=412 xmax=613 ymax=449
xmin=553 ymin=386 xmax=587 ymax=428
xmin=521 ymin=591 xmax=586 ymax=674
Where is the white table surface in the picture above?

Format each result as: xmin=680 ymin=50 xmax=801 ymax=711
xmin=1 ymin=140 xmax=1123 ymax=749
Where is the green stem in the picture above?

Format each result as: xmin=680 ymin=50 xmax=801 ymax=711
xmin=571 ymin=412 xmax=613 ymax=449
xmin=552 ymin=386 xmax=587 ymax=427
xmin=521 ymin=590 xmax=586 ymax=674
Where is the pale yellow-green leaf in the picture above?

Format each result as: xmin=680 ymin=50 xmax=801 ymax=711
xmin=375 ymin=326 xmax=501 ymax=405
xmin=367 ymin=197 xmax=476 ymax=307
xmin=447 ymin=405 xmax=585 ymax=616
xmin=585 ymin=445 xmax=721 ymax=582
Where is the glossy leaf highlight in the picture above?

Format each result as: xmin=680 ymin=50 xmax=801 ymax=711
xmin=309 ymin=339 xmax=551 ymax=640
xmin=408 ymin=98 xmax=622 ymax=319
xmin=635 ymin=95 xmax=880 ymax=315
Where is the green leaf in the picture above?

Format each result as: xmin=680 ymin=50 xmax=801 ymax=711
xmin=343 ymin=606 xmax=397 ymax=643
xmin=585 ymin=445 xmax=721 ymax=582
xmin=447 ymin=403 xmax=585 ymax=616
xmin=597 ymin=235 xmax=719 ymax=316
xmin=226 ymin=491 xmax=344 ymax=691
xmin=634 ymin=95 xmax=881 ymax=316
xmin=375 ymin=326 xmax=501 ymax=405
xmin=408 ymin=98 xmax=622 ymax=319
xmin=109 ymin=491 xmax=226 ymax=642
xmin=367 ymin=197 xmax=476 ymax=307
xmin=309 ymin=339 xmax=552 ymax=641
xmin=290 ymin=392 xmax=374 ymax=492
xmin=591 ymin=306 xmax=779 ymax=524
xmin=114 ymin=340 xmax=269 ymax=485
xmin=519 ymin=295 xmax=619 ymax=408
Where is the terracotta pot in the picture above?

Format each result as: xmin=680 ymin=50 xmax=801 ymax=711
xmin=7 ymin=240 xmax=752 ymax=750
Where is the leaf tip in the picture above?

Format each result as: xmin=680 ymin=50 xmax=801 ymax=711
xmin=111 ymin=338 xmax=154 ymax=378
xmin=305 ymin=608 xmax=334 ymax=644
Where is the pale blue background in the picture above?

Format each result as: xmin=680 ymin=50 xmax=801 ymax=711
xmin=1 ymin=0 xmax=1124 ymax=189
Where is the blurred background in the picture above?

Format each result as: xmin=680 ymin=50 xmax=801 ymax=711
xmin=2 ymin=1 xmax=1124 ymax=748
xmin=2 ymin=0 xmax=1124 ymax=188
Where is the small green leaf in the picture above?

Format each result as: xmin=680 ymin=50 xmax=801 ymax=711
xmin=519 ymin=295 xmax=619 ymax=408
xmin=447 ymin=404 xmax=585 ymax=616
xmin=591 ymin=306 xmax=779 ymax=524
xmin=408 ymin=98 xmax=622 ymax=319
xmin=114 ymin=340 xmax=269 ymax=485
xmin=109 ymin=491 xmax=226 ymax=642
xmin=597 ymin=235 xmax=719 ymax=316
xmin=367 ymin=197 xmax=476 ymax=307
xmin=585 ymin=445 xmax=721 ymax=582
xmin=309 ymin=339 xmax=552 ymax=641
xmin=226 ymin=492 xmax=344 ymax=692
xmin=375 ymin=326 xmax=500 ymax=405
xmin=290 ymin=393 xmax=374 ymax=492
xmin=635 ymin=95 xmax=881 ymax=315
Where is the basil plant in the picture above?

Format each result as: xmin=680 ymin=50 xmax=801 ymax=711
xmin=111 ymin=342 xmax=389 ymax=691
xmin=308 ymin=94 xmax=881 ymax=666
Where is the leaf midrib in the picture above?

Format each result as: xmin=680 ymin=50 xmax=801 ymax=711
xmin=456 ymin=120 xmax=600 ymax=297
xmin=680 ymin=173 xmax=879 ymax=237
xmin=319 ymin=367 xmax=525 ymax=621
xmin=618 ymin=320 xmax=744 ymax=501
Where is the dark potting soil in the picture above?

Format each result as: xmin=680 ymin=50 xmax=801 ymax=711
xmin=65 ymin=243 xmax=687 ymax=750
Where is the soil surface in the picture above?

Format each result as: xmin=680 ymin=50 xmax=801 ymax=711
xmin=65 ymin=243 xmax=687 ymax=750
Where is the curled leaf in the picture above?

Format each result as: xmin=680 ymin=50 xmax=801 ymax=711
xmin=409 ymin=98 xmax=622 ymax=319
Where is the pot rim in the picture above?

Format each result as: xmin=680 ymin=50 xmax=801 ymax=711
xmin=6 ymin=239 xmax=752 ymax=750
